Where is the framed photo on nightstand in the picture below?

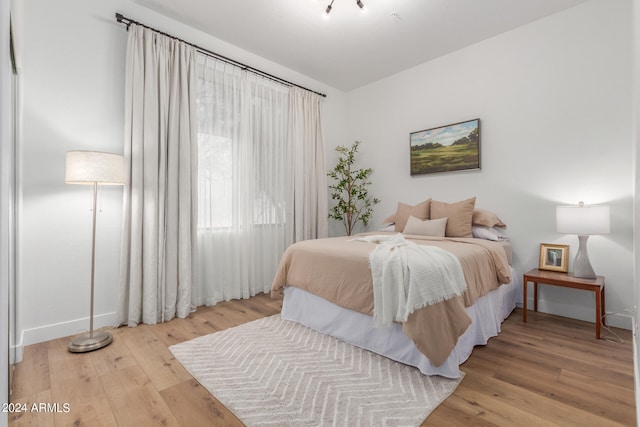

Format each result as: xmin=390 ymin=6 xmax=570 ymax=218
xmin=539 ymin=243 xmax=569 ymax=273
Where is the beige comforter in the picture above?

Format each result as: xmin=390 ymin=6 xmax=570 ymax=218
xmin=271 ymin=232 xmax=512 ymax=366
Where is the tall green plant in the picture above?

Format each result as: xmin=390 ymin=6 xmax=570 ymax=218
xmin=327 ymin=141 xmax=380 ymax=236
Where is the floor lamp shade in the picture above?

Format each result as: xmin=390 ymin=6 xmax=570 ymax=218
xmin=556 ymin=203 xmax=610 ymax=279
xmin=65 ymin=151 xmax=125 ymax=185
xmin=65 ymin=150 xmax=124 ymax=353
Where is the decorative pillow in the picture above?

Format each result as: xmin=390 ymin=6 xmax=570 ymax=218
xmin=403 ymin=216 xmax=448 ymax=237
xmin=472 ymin=225 xmax=509 ymax=241
xmin=472 ymin=208 xmax=506 ymax=228
xmin=430 ymin=197 xmax=476 ymax=237
xmin=386 ymin=199 xmax=431 ymax=232
xmin=380 ymin=224 xmax=395 ymax=232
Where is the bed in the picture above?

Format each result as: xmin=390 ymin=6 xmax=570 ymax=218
xmin=271 ymin=199 xmax=520 ymax=379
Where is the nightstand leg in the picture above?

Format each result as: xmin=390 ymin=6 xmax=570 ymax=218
xmin=523 ymin=279 xmax=527 ymax=322
xmin=533 ymin=282 xmax=538 ymax=312
xmin=601 ymin=286 xmax=606 ymax=326
xmin=595 ymin=288 xmax=602 ymax=339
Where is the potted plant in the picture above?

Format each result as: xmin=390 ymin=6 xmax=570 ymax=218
xmin=327 ymin=140 xmax=380 ymax=236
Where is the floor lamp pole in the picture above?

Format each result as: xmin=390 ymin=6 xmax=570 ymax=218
xmin=68 ymin=182 xmax=113 ymax=353
xmin=89 ymin=181 xmax=97 ymax=338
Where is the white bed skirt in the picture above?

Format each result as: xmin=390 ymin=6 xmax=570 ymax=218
xmin=281 ymin=267 xmax=521 ymax=379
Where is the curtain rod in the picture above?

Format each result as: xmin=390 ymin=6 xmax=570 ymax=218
xmin=115 ymin=13 xmax=327 ymax=98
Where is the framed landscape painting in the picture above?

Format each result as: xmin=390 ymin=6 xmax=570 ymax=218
xmin=410 ymin=118 xmax=480 ymax=175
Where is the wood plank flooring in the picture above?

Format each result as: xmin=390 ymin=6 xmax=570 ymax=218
xmin=9 ymin=293 xmax=636 ymax=426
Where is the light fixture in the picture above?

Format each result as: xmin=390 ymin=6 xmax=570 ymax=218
xmin=556 ymin=201 xmax=610 ymax=279
xmin=65 ymin=150 xmax=125 ymax=353
xmin=324 ymin=0 xmax=334 ymax=17
xmin=323 ymin=0 xmax=366 ymax=16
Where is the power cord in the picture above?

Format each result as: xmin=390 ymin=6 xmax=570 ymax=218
xmin=600 ymin=306 xmax=636 ymax=344
xmin=585 ymin=289 xmax=636 ymax=344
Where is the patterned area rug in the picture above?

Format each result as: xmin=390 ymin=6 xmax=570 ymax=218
xmin=169 ymin=315 xmax=462 ymax=426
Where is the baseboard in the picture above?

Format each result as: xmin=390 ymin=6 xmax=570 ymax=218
xmin=520 ymin=297 xmax=633 ymax=330
xmin=10 ymin=342 xmax=22 ymax=364
xmin=18 ymin=312 xmax=118 ymax=351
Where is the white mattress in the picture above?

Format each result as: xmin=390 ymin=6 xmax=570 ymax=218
xmin=281 ymin=267 xmax=520 ymax=379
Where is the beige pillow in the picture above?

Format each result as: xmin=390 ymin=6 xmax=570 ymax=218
xmin=431 ymin=197 xmax=476 ymax=237
xmin=472 ymin=208 xmax=506 ymax=228
xmin=403 ymin=216 xmax=448 ymax=237
xmin=392 ymin=200 xmax=431 ymax=232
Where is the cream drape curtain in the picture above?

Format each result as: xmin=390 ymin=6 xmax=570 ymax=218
xmin=288 ymin=87 xmax=328 ymax=242
xmin=117 ymin=24 xmax=198 ymax=326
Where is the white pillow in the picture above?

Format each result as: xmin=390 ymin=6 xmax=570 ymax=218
xmin=380 ymin=224 xmax=395 ymax=232
xmin=472 ymin=225 xmax=509 ymax=241
xmin=403 ymin=216 xmax=448 ymax=237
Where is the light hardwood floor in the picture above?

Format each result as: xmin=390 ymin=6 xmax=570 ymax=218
xmin=9 ymin=293 xmax=636 ymax=426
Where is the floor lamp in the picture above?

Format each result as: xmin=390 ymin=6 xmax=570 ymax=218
xmin=65 ymin=150 xmax=125 ymax=353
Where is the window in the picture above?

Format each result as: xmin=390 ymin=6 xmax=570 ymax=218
xmin=196 ymin=57 xmax=289 ymax=231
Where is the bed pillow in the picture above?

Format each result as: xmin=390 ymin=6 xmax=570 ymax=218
xmin=430 ymin=197 xmax=476 ymax=237
xmin=472 ymin=225 xmax=509 ymax=241
xmin=386 ymin=199 xmax=431 ymax=232
xmin=472 ymin=208 xmax=506 ymax=228
xmin=403 ymin=216 xmax=448 ymax=237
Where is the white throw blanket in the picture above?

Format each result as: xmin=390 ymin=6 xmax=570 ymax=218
xmin=353 ymin=234 xmax=467 ymax=327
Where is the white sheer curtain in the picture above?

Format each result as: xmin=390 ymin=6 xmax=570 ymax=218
xmin=194 ymin=56 xmax=290 ymax=305
xmin=117 ymin=24 xmax=197 ymax=326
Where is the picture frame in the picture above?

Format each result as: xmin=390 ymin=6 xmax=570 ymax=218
xmin=410 ymin=118 xmax=480 ymax=175
xmin=539 ymin=243 xmax=569 ymax=273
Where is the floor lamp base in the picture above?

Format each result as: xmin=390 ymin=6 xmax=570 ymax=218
xmin=68 ymin=331 xmax=113 ymax=353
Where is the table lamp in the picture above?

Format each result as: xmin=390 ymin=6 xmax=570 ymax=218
xmin=65 ymin=150 xmax=125 ymax=352
xmin=556 ymin=201 xmax=610 ymax=279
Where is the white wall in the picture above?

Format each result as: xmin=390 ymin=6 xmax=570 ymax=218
xmin=1 ymin=0 xmax=12 ymax=422
xmin=633 ymin=0 xmax=640 ymax=422
xmin=344 ymin=0 xmax=634 ymax=328
xmin=17 ymin=0 xmax=347 ymax=348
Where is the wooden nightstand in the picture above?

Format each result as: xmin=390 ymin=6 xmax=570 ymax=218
xmin=523 ymin=268 xmax=605 ymax=339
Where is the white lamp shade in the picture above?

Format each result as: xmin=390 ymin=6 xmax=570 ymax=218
xmin=65 ymin=151 xmax=125 ymax=185
xmin=556 ymin=204 xmax=610 ymax=235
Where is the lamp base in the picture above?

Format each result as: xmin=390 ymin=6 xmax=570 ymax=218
xmin=573 ymin=235 xmax=596 ymax=279
xmin=68 ymin=331 xmax=113 ymax=353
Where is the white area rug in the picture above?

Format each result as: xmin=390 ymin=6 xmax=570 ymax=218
xmin=169 ymin=315 xmax=462 ymax=426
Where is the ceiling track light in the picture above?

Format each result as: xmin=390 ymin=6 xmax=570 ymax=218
xmin=323 ymin=0 xmax=366 ymax=16
xmin=324 ymin=0 xmax=335 ymax=16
